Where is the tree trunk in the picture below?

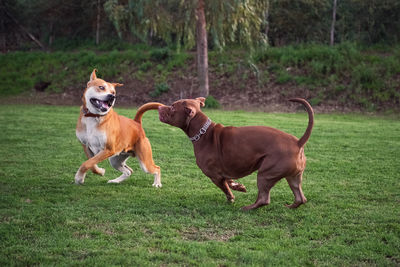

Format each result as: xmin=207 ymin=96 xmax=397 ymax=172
xmin=264 ymin=0 xmax=270 ymax=43
xmin=330 ymin=0 xmax=337 ymax=46
xmin=0 ymin=3 xmax=5 ymax=52
xmin=49 ymin=21 xmax=54 ymax=47
xmin=96 ymin=0 xmax=101 ymax=45
xmin=195 ymin=0 xmax=209 ymax=97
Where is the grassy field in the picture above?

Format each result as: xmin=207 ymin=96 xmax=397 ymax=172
xmin=0 ymin=105 xmax=399 ymax=266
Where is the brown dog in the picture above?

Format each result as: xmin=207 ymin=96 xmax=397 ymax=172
xmin=158 ymin=97 xmax=313 ymax=210
xmin=75 ymin=69 xmax=163 ymax=186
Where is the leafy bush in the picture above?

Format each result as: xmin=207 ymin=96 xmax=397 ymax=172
xmin=205 ymin=95 xmax=221 ymax=109
xmin=139 ymin=61 xmax=152 ymax=71
xmin=150 ymin=48 xmax=171 ymax=61
xmin=150 ymin=82 xmax=170 ymax=98
xmin=166 ymin=53 xmax=190 ymax=71
xmin=276 ymin=70 xmax=292 ymax=84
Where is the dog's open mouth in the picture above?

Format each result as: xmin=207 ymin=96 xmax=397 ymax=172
xmin=90 ymin=96 xmax=115 ymax=112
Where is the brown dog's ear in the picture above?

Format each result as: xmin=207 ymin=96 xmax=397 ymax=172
xmin=196 ymin=97 xmax=206 ymax=107
xmin=112 ymin=83 xmax=124 ymax=87
xmin=90 ymin=69 xmax=98 ymax=81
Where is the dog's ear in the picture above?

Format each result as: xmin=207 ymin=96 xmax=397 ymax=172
xmin=196 ymin=97 xmax=206 ymax=107
xmin=112 ymin=83 xmax=124 ymax=87
xmin=90 ymin=69 xmax=98 ymax=81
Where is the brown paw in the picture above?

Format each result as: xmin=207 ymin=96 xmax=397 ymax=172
xmin=285 ymin=202 xmax=304 ymax=209
xmin=241 ymin=202 xmax=267 ymax=211
xmin=241 ymin=204 xmax=259 ymax=211
xmin=241 ymin=206 xmax=253 ymax=211
xmin=232 ymin=184 xmax=247 ymax=192
xmin=228 ymin=181 xmax=247 ymax=193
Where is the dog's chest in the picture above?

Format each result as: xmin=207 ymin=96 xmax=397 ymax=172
xmin=76 ymin=116 xmax=107 ymax=155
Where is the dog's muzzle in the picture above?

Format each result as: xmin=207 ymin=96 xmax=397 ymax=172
xmin=90 ymin=94 xmax=116 ymax=112
xmin=158 ymin=106 xmax=169 ymax=123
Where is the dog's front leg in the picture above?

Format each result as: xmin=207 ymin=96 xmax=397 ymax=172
xmin=75 ymin=149 xmax=115 ymax=184
xmin=82 ymin=145 xmax=105 ymax=176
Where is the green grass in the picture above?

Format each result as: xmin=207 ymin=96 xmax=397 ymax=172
xmin=0 ymin=105 xmax=399 ymax=266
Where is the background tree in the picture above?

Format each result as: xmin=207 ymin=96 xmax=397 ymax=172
xmin=2 ymin=0 xmax=400 ymax=50
xmin=103 ymin=0 xmax=269 ymax=96
xmin=335 ymin=0 xmax=400 ymax=44
xmin=268 ymin=0 xmax=331 ymax=45
xmin=330 ymin=0 xmax=337 ymax=46
xmin=196 ymin=0 xmax=208 ymax=97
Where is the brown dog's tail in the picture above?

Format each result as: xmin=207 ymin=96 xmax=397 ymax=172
xmin=134 ymin=102 xmax=165 ymax=124
xmin=289 ymin=98 xmax=314 ymax=147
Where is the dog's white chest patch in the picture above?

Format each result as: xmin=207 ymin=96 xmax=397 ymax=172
xmin=76 ymin=116 xmax=107 ymax=155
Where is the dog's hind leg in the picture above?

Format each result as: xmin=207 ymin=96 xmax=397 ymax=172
xmin=82 ymin=145 xmax=105 ymax=176
xmin=135 ymin=137 xmax=162 ymax=188
xmin=107 ymin=153 xmax=132 ymax=184
xmin=241 ymin=173 xmax=280 ymax=211
xmin=285 ymin=172 xmax=307 ymax=208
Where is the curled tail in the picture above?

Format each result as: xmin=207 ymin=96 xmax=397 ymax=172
xmin=134 ymin=102 xmax=165 ymax=124
xmin=289 ymin=98 xmax=314 ymax=147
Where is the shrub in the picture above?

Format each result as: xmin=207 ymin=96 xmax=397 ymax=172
xmin=150 ymin=82 xmax=170 ymax=98
xmin=150 ymin=48 xmax=171 ymax=61
xmin=205 ymin=95 xmax=221 ymax=109
xmin=276 ymin=70 xmax=292 ymax=84
xmin=139 ymin=61 xmax=152 ymax=71
xmin=166 ymin=53 xmax=190 ymax=71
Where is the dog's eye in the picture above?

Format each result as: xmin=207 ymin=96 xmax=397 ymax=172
xmin=99 ymin=86 xmax=105 ymax=90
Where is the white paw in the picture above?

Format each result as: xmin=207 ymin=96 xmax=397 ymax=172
xmin=152 ymin=182 xmax=162 ymax=188
xmin=107 ymin=179 xmax=121 ymax=184
xmin=97 ymin=168 xmax=106 ymax=176
xmin=75 ymin=171 xmax=85 ymax=185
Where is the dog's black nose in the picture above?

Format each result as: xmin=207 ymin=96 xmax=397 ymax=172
xmin=106 ymin=94 xmax=116 ymax=101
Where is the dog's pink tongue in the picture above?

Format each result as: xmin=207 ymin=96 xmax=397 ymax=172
xmin=101 ymin=101 xmax=109 ymax=109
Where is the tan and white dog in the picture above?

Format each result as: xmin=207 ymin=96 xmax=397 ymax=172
xmin=75 ymin=69 xmax=163 ymax=186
